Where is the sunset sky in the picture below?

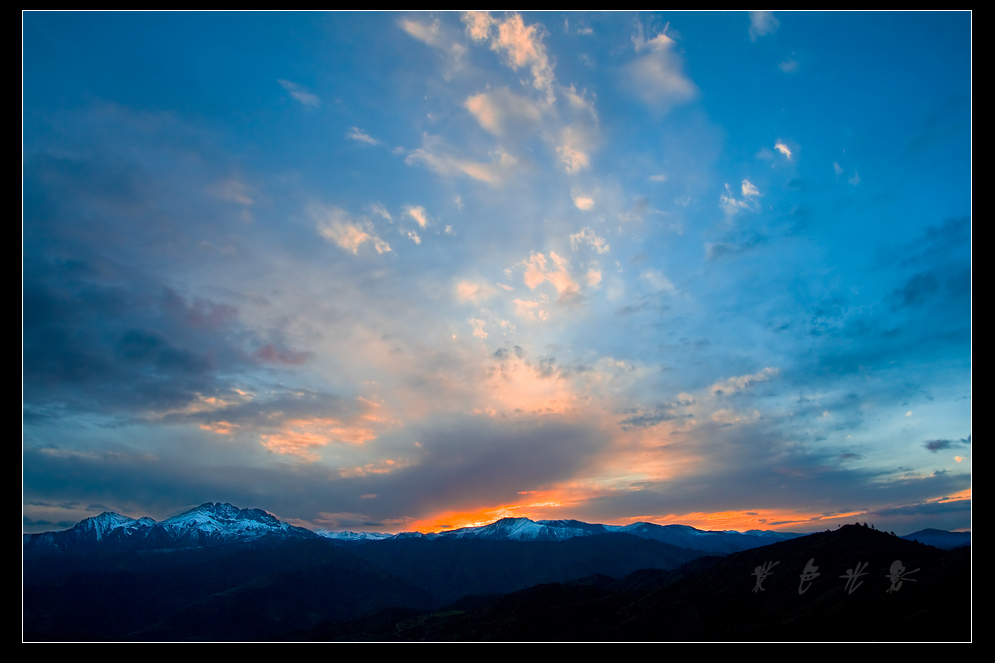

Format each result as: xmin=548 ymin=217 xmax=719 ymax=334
xmin=23 ymin=12 xmax=971 ymax=535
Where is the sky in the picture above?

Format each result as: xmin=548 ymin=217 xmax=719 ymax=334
xmin=23 ymin=11 xmax=971 ymax=536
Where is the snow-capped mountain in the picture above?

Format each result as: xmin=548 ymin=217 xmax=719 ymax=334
xmin=439 ymin=517 xmax=610 ymax=541
xmin=23 ymin=502 xmax=319 ymax=553
xmin=323 ymin=516 xmax=804 ymax=554
xmin=24 ymin=502 xmax=804 ymax=555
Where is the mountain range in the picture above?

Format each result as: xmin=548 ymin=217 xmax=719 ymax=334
xmin=22 ymin=502 xmax=971 ymax=641
xmin=25 ymin=501 xmax=806 ymax=555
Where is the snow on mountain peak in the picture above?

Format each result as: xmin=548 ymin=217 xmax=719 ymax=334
xmin=159 ymin=502 xmax=294 ymax=540
xmin=73 ymin=512 xmax=141 ymax=540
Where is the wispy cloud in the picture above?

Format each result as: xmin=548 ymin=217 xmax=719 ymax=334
xmin=924 ymin=437 xmax=970 ymax=453
xmin=406 ymin=134 xmax=514 ymax=185
xmin=400 ymin=17 xmax=467 ymax=74
xmin=403 ymin=205 xmax=429 ymax=228
xmin=400 ymin=17 xmax=442 ymax=47
xmin=557 ymin=126 xmax=592 ymax=173
xmin=456 ymin=279 xmax=498 ymax=304
xmin=278 ymin=79 xmax=320 ymax=108
xmin=205 ymin=178 xmax=254 ymax=206
xmin=464 ymin=88 xmax=542 ymax=137
xmin=626 ymin=24 xmax=697 ymax=109
xmin=749 ymin=11 xmax=779 ymax=41
xmin=569 ymin=227 xmax=610 ymax=254
xmin=346 ymin=127 xmax=381 ymax=146
xmin=369 ymin=202 xmax=392 ymax=222
xmin=719 ymin=182 xmax=759 ymax=217
xmin=710 ymin=367 xmax=779 ymax=395
xmin=312 ymin=205 xmax=390 ymax=254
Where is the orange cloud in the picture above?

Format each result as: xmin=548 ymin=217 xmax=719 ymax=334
xmin=338 ymin=456 xmax=415 ymax=478
xmin=484 ymin=353 xmax=575 ymax=415
xmin=520 ymin=251 xmax=580 ymax=302
xmin=261 ymin=430 xmax=328 ymax=462
xmin=200 ymin=421 xmax=236 ymax=435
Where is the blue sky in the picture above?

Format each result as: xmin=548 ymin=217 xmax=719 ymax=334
xmin=23 ymin=11 xmax=971 ymax=534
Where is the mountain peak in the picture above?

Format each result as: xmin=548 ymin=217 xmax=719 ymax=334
xmin=25 ymin=501 xmax=318 ymax=553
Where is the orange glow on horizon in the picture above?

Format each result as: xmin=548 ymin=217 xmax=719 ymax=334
xmin=373 ymin=486 xmax=972 ymax=536
xmin=405 ymin=492 xmax=571 ymax=533
xmin=615 ymin=509 xmax=871 ymax=532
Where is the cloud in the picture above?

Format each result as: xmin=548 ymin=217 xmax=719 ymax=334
xmin=405 ymin=230 xmax=421 ymax=244
xmin=571 ymin=190 xmax=595 ymax=210
xmin=23 ymin=252 xmax=250 ymax=420
xmin=924 ymin=437 xmax=970 ymax=453
xmin=205 ymin=178 xmax=254 ymax=206
xmin=626 ymin=25 xmax=697 ymax=109
xmin=464 ymin=88 xmax=542 ymax=137
xmin=521 ymin=251 xmax=581 ymax=302
xmin=456 ymin=279 xmax=498 ymax=304
xmin=775 ymin=140 xmax=792 ymax=159
xmin=719 ymin=182 xmax=758 ymax=217
xmin=461 ymin=12 xmax=557 ymax=104
xmin=513 ymin=298 xmax=548 ymax=322
xmin=368 ymin=202 xmax=392 ymax=222
xmin=749 ymin=11 xmax=779 ymax=41
xmin=400 ymin=17 xmax=442 ymax=46
xmin=711 ymin=408 xmax=761 ymax=426
xmin=779 ymin=59 xmax=799 ymax=73
xmin=399 ymin=17 xmax=467 ymax=72
xmin=891 ymin=271 xmax=940 ymax=308
xmin=406 ymin=134 xmax=513 ymax=185
xmin=461 ymin=10 xmax=496 ymax=42
xmin=312 ymin=205 xmax=391 ymax=254
xmin=277 ymin=79 xmax=320 ymax=108
xmin=346 ymin=127 xmax=381 ymax=146
xmin=403 ymin=205 xmax=429 ymax=228
xmin=569 ymin=227 xmax=610 ymax=254
xmin=261 ymin=410 xmax=383 ymax=462
xmin=261 ymin=430 xmax=329 ymax=462
xmin=557 ymin=125 xmax=592 ymax=173
xmin=469 ymin=318 xmax=488 ymax=339
xmin=639 ymin=269 xmax=675 ymax=292
xmin=848 ymin=171 xmax=861 ymax=186
xmin=619 ymin=394 xmax=695 ymax=430
xmin=253 ymin=344 xmax=311 ymax=366
xmin=833 ymin=161 xmax=844 ymax=177
xmin=710 ymin=367 xmax=779 ymax=395
xmin=490 ymin=13 xmax=557 ymax=104
xmin=563 ymin=84 xmax=598 ymax=120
